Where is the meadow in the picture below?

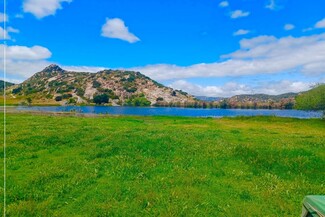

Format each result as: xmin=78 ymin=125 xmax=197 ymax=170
xmin=0 ymin=112 xmax=324 ymax=216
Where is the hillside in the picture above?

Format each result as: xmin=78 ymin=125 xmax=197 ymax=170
xmin=295 ymin=84 xmax=325 ymax=111
xmin=224 ymin=93 xmax=297 ymax=109
xmin=195 ymin=96 xmax=224 ymax=102
xmin=0 ymin=80 xmax=14 ymax=91
xmin=7 ymin=64 xmax=196 ymax=106
xmin=229 ymin=93 xmax=298 ymax=103
xmin=192 ymin=93 xmax=298 ymax=109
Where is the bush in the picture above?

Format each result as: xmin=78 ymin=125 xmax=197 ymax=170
xmin=55 ymin=96 xmax=63 ymax=101
xmin=62 ymin=93 xmax=73 ymax=99
xmin=76 ymin=88 xmax=85 ymax=97
xmin=46 ymin=94 xmax=53 ymax=99
xmin=126 ymin=95 xmax=151 ymax=106
xmin=68 ymin=98 xmax=77 ymax=104
xmin=125 ymin=87 xmax=137 ymax=93
xmin=93 ymin=80 xmax=101 ymax=88
xmin=156 ymin=97 xmax=164 ymax=101
xmin=93 ymin=94 xmax=109 ymax=105
xmin=12 ymin=87 xmax=22 ymax=94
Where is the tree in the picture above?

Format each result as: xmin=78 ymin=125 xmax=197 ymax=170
xmin=55 ymin=96 xmax=63 ymax=101
xmin=295 ymin=84 xmax=325 ymax=117
xmin=93 ymin=94 xmax=109 ymax=105
xmin=26 ymin=97 xmax=32 ymax=106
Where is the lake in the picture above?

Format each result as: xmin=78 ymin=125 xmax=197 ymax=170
xmin=15 ymin=106 xmax=323 ymax=118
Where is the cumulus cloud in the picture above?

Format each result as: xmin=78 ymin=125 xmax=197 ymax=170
xmin=0 ymin=45 xmax=52 ymax=80
xmin=219 ymin=1 xmax=229 ymax=7
xmin=169 ymin=80 xmax=313 ymax=97
xmin=23 ymin=0 xmax=72 ymax=19
xmin=63 ymin=65 xmax=106 ymax=73
xmin=101 ymin=18 xmax=140 ymax=43
xmin=130 ymin=33 xmax=325 ymax=81
xmin=0 ymin=45 xmax=52 ymax=60
xmin=0 ymin=60 xmax=52 ymax=81
xmin=0 ymin=13 xmax=8 ymax=22
xmin=315 ymin=18 xmax=325 ymax=29
xmin=233 ymin=29 xmax=250 ymax=36
xmin=284 ymin=24 xmax=295 ymax=31
xmin=3 ymin=33 xmax=325 ymax=93
xmin=230 ymin=10 xmax=250 ymax=19
xmin=8 ymin=27 xmax=20 ymax=33
xmin=0 ymin=27 xmax=10 ymax=40
xmin=0 ymin=27 xmax=20 ymax=40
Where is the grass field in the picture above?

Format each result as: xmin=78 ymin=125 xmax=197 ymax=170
xmin=0 ymin=112 xmax=324 ymax=216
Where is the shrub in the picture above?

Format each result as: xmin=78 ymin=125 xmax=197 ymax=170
xmin=68 ymin=98 xmax=77 ymax=104
xmin=55 ymin=96 xmax=63 ymax=101
xmin=93 ymin=80 xmax=101 ymax=88
xmin=62 ymin=93 xmax=73 ymax=99
xmin=126 ymin=87 xmax=137 ymax=93
xmin=93 ymin=94 xmax=109 ymax=105
xmin=76 ymin=88 xmax=85 ymax=97
xmin=46 ymin=94 xmax=53 ymax=99
xmin=126 ymin=95 xmax=151 ymax=106
xmin=12 ymin=87 xmax=22 ymax=94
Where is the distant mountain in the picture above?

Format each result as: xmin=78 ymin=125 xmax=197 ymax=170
xmin=0 ymin=80 xmax=14 ymax=91
xmin=194 ymin=92 xmax=298 ymax=109
xmin=228 ymin=93 xmax=298 ymax=103
xmin=7 ymin=64 xmax=197 ymax=106
xmin=195 ymin=96 xmax=224 ymax=102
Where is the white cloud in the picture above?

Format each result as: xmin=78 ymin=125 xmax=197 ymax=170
xmin=219 ymin=1 xmax=229 ymax=7
xmin=7 ymin=27 xmax=20 ymax=33
xmin=15 ymin=14 xmax=24 ymax=19
xmin=0 ymin=45 xmax=53 ymax=80
xmin=302 ymin=27 xmax=313 ymax=32
xmin=130 ymin=33 xmax=325 ymax=81
xmin=265 ymin=0 xmax=276 ymax=10
xmin=284 ymin=24 xmax=295 ymax=31
xmin=169 ymin=80 xmax=312 ymax=97
xmin=233 ymin=29 xmax=250 ymax=36
xmin=0 ymin=59 xmax=52 ymax=81
xmin=230 ymin=10 xmax=250 ymax=19
xmin=0 ymin=27 xmax=10 ymax=40
xmin=0 ymin=13 xmax=8 ymax=22
xmin=0 ymin=45 xmax=52 ymax=60
xmin=2 ymin=33 xmax=325 ymax=93
xmin=0 ymin=27 xmax=19 ymax=40
xmin=63 ymin=65 xmax=106 ymax=73
xmin=23 ymin=0 xmax=72 ymax=19
xmin=101 ymin=18 xmax=140 ymax=43
xmin=315 ymin=18 xmax=325 ymax=29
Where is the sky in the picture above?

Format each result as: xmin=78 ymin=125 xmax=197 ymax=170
xmin=1 ymin=0 xmax=325 ymax=97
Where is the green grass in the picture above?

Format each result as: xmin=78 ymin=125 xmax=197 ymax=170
xmin=0 ymin=113 xmax=324 ymax=216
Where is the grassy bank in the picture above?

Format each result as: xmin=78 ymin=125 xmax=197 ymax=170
xmin=0 ymin=113 xmax=324 ymax=216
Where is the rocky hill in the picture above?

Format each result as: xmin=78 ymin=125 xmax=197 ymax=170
xmin=7 ymin=64 xmax=196 ymax=106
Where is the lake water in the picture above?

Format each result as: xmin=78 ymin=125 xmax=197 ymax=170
xmin=16 ymin=106 xmax=323 ymax=119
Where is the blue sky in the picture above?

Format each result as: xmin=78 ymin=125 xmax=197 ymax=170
xmin=1 ymin=0 xmax=325 ymax=96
